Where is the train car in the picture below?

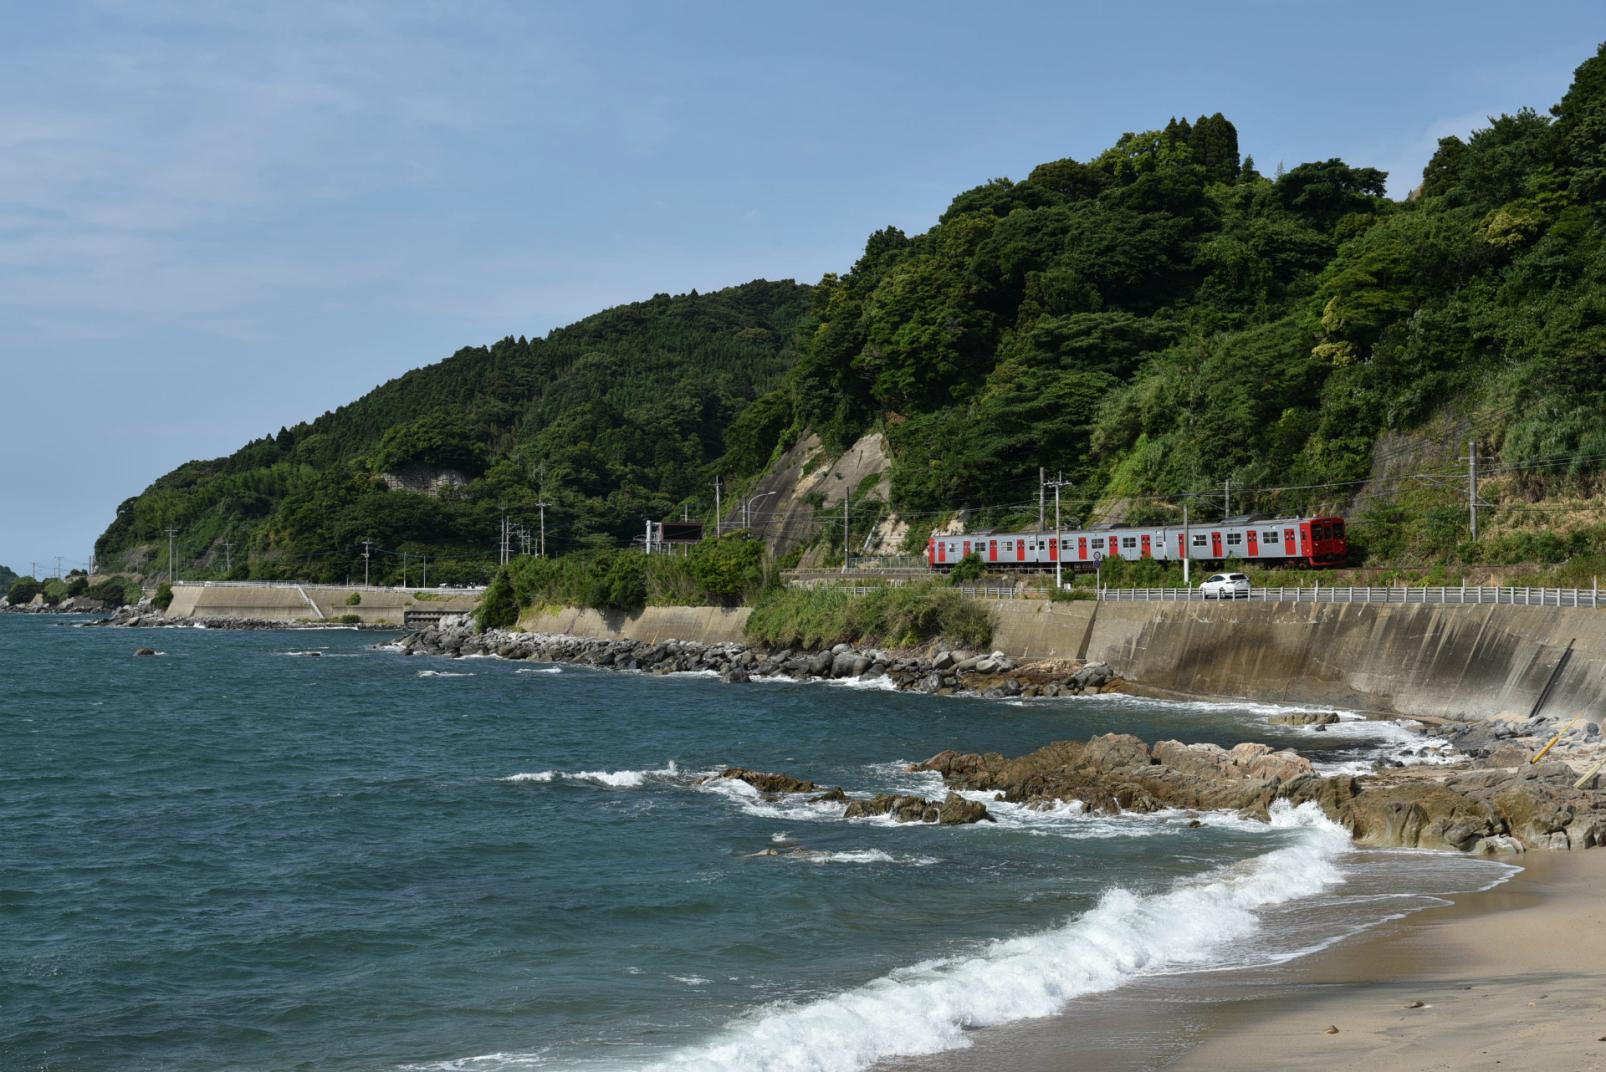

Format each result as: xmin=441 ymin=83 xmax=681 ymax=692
xmin=926 ymin=516 xmax=1347 ymax=571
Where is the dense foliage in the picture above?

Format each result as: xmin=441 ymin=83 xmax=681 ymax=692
xmin=764 ymin=47 xmax=1606 ymax=562
xmin=0 ymin=565 xmax=17 ymax=591
xmin=477 ymin=533 xmax=773 ymax=628
xmin=96 ymin=282 xmax=810 ymax=583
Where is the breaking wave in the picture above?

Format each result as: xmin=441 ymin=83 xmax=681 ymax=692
xmin=643 ymin=801 xmax=1349 ymax=1072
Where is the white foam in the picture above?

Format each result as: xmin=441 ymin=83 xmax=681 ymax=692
xmin=500 ymin=762 xmax=684 ymax=789
xmin=644 ymin=801 xmax=1349 ymax=1072
xmin=695 ymin=776 xmax=849 ymax=822
xmin=671 ymin=975 xmax=712 ymax=987
xmin=417 ymin=669 xmax=474 ymax=678
xmin=514 ymin=666 xmax=563 ymax=674
xmin=802 ymin=850 xmax=939 ymax=866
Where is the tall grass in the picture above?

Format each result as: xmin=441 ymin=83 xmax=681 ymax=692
xmin=744 ymin=583 xmax=994 ymax=651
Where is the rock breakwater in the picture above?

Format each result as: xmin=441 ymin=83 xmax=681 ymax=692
xmin=398 ymin=617 xmax=1121 ymax=698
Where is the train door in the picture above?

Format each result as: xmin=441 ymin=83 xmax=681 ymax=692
xmin=1140 ymin=533 xmax=1152 ymax=558
xmin=935 ymin=538 xmax=944 ymax=565
xmin=1298 ymin=522 xmax=1311 ymax=562
xmin=1078 ymin=536 xmax=1087 ymax=561
xmin=1016 ymin=539 xmax=1026 ymax=563
xmin=1283 ymin=529 xmax=1294 ymax=561
xmin=988 ymin=540 xmax=997 ymax=563
xmin=1211 ymin=531 xmax=1223 ymax=558
xmin=1177 ymin=533 xmax=1186 ymax=561
xmin=1108 ymin=535 xmax=1119 ymax=558
xmin=1049 ymin=535 xmax=1058 ymax=562
xmin=1247 ymin=530 xmax=1259 ymax=557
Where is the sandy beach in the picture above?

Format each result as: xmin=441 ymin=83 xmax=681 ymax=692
xmin=1174 ymin=848 xmax=1606 ymax=1072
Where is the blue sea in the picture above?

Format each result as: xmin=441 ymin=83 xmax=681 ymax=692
xmin=2 ymin=614 xmax=1513 ymax=1071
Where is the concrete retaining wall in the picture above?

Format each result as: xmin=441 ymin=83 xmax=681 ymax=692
xmin=509 ymin=597 xmax=1602 ymax=722
xmin=990 ymin=600 xmax=1606 ymax=722
xmin=165 ymin=585 xmax=479 ymax=625
xmin=517 ymin=605 xmax=751 ymax=646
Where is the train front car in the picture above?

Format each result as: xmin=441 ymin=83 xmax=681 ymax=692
xmin=1302 ymin=516 xmax=1348 ymax=566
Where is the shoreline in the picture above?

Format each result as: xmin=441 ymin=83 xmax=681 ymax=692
xmin=1168 ymin=847 xmax=1606 ymax=1071
xmin=887 ymin=848 xmax=1605 ymax=1072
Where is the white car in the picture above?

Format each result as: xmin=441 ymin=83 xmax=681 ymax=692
xmin=1200 ymin=572 xmax=1250 ymax=599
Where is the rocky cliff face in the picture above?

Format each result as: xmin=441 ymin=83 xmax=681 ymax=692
xmin=914 ymin=734 xmax=1606 ymax=853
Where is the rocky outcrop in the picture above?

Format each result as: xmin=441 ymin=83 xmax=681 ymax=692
xmin=1268 ymin=711 xmax=1340 ymax=726
xmin=718 ymin=768 xmax=822 ymax=794
xmin=842 ymin=792 xmax=994 ymax=825
xmin=398 ymin=618 xmax=1124 ymax=699
xmin=914 ymin=734 xmax=1606 ymax=852
xmin=702 ymin=771 xmax=991 ymax=825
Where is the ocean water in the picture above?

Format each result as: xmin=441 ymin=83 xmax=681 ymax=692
xmin=1 ymin=615 xmax=1512 ymax=1072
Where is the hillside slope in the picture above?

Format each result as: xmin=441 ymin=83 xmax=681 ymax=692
xmin=96 ymin=280 xmax=810 ymax=583
xmin=764 ymin=43 xmax=1606 ymax=570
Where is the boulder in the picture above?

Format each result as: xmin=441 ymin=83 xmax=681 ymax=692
xmin=716 ymin=768 xmax=820 ymax=794
xmin=1267 ymin=712 xmax=1341 ymax=727
xmin=843 ymin=792 xmax=992 ymax=824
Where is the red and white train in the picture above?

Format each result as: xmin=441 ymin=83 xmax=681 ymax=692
xmin=926 ymin=516 xmax=1348 ymax=571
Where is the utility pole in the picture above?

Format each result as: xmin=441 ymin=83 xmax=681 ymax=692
xmin=1047 ymin=476 xmax=1071 ymax=590
xmin=841 ymin=495 xmax=850 ymax=574
xmin=166 ymin=528 xmax=179 ymax=584
xmin=1039 ymin=467 xmax=1046 ymax=529
xmin=714 ymin=476 xmax=722 ymax=536
xmin=1223 ymin=479 xmax=1231 ymax=521
xmin=421 ymin=554 xmax=427 ymax=588
xmin=401 ymin=550 xmax=408 ymax=588
xmin=1466 ymin=439 xmax=1480 ymax=541
xmin=221 ymin=540 xmax=232 ymax=575
xmin=54 ymin=556 xmax=63 ymax=579
xmin=645 ymin=519 xmax=654 ymax=554
xmin=536 ymin=502 xmax=548 ymax=557
xmin=1182 ymin=503 xmax=1191 ymax=586
xmin=361 ymin=538 xmax=374 ymax=586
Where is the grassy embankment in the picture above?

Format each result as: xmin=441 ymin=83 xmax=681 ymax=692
xmin=744 ymin=584 xmax=993 ymax=651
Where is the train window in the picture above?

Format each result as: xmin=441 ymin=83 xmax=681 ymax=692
xmin=1262 ymin=531 xmax=1279 ymax=542
xmin=1191 ymin=534 xmax=1207 ymax=547
xmin=1314 ymin=524 xmax=1328 ymax=540
xmin=1226 ymin=533 xmax=1242 ymax=546
xmin=1121 ymin=536 xmax=1137 ymax=549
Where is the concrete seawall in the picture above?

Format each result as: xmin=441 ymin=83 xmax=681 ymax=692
xmin=992 ymin=599 xmax=1605 ymax=722
xmin=164 ymin=585 xmax=480 ymax=625
xmin=517 ymin=605 xmax=751 ymax=645
xmin=512 ymin=597 xmax=1601 ymax=722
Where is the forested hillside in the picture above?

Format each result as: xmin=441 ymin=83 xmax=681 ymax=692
xmin=98 ymin=43 xmax=1606 ymax=581
xmin=771 ymin=44 xmax=1606 ymax=566
xmin=95 ymin=281 xmax=810 ymax=583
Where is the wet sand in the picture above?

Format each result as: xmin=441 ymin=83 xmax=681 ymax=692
xmin=886 ymin=850 xmax=1606 ymax=1072
xmin=1172 ymin=848 xmax=1606 ymax=1071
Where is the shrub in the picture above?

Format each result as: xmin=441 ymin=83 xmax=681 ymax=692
xmin=86 ymin=579 xmax=133 ymax=607
xmin=947 ymin=552 xmax=984 ymax=583
xmin=345 ymin=591 xmax=362 ymax=606
xmin=153 ymin=583 xmax=174 ymax=611
xmin=6 ymin=577 xmax=41 ymax=604
xmin=336 ymin=613 xmax=362 ymax=624
xmin=477 ymin=568 xmax=520 ymax=629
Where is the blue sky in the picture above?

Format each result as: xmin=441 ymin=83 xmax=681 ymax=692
xmin=2 ymin=1 xmax=1601 ymax=574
